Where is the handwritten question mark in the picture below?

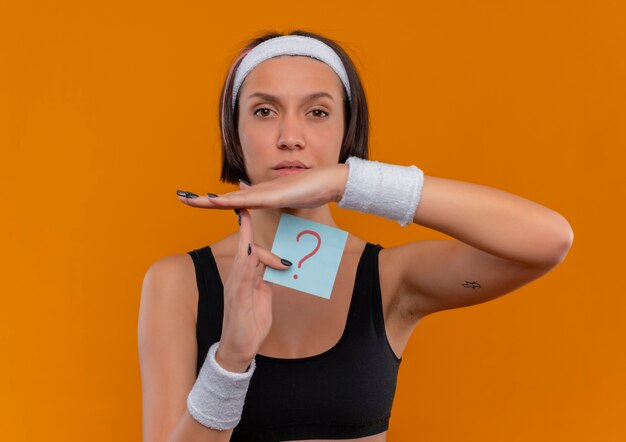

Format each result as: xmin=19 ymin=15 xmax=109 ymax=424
xmin=293 ymin=230 xmax=321 ymax=280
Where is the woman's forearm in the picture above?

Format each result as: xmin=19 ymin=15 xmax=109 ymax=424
xmin=412 ymin=175 xmax=574 ymax=266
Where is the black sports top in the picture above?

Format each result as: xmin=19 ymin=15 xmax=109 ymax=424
xmin=188 ymin=242 xmax=402 ymax=442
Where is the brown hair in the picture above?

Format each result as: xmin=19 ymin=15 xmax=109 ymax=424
xmin=218 ymin=30 xmax=370 ymax=184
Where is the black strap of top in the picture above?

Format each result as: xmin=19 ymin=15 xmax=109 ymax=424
xmin=189 ymin=247 xmax=224 ymax=374
xmin=343 ymin=242 xmax=383 ymax=343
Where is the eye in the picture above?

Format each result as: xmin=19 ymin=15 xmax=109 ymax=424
xmin=253 ymin=108 xmax=274 ymax=117
xmin=310 ymin=109 xmax=329 ymax=118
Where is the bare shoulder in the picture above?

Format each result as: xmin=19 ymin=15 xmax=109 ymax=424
xmin=139 ymin=253 xmax=198 ymax=321
xmin=378 ymin=241 xmax=428 ymax=324
xmin=377 ymin=243 xmax=407 ymax=297
xmin=378 ymin=241 xmax=417 ymax=281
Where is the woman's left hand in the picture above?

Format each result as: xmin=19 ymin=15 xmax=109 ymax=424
xmin=177 ymin=163 xmax=348 ymax=210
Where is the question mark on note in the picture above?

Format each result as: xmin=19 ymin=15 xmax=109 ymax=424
xmin=293 ymin=230 xmax=321 ymax=279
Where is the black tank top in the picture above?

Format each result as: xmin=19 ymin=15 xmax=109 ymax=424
xmin=188 ymin=242 xmax=402 ymax=442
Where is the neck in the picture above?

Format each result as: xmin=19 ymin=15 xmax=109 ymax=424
xmin=250 ymin=205 xmax=338 ymax=250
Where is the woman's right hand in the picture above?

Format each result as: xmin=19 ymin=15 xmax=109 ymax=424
xmin=215 ymin=207 xmax=291 ymax=373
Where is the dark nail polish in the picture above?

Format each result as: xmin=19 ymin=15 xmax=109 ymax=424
xmin=239 ymin=179 xmax=251 ymax=186
xmin=247 ymin=244 xmax=252 ymax=255
xmin=207 ymin=193 xmax=219 ymax=198
xmin=234 ymin=208 xmax=240 ymax=214
xmin=234 ymin=210 xmax=241 ymax=226
xmin=177 ymin=190 xmax=198 ymax=198
xmin=280 ymin=258 xmax=292 ymax=267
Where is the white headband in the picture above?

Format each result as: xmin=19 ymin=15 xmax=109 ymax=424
xmin=231 ymin=35 xmax=351 ymax=109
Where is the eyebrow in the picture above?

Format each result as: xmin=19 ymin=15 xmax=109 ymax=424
xmin=244 ymin=91 xmax=335 ymax=103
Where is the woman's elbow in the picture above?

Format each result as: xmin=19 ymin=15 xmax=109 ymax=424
xmin=543 ymin=213 xmax=574 ymax=266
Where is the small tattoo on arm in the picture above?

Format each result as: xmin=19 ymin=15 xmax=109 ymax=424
xmin=462 ymin=281 xmax=482 ymax=289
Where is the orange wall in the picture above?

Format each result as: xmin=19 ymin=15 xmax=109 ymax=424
xmin=1 ymin=1 xmax=624 ymax=440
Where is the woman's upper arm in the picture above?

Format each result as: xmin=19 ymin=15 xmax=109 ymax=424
xmin=138 ymin=253 xmax=200 ymax=441
xmin=381 ymin=239 xmax=565 ymax=318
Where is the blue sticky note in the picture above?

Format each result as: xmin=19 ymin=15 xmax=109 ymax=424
xmin=263 ymin=213 xmax=348 ymax=299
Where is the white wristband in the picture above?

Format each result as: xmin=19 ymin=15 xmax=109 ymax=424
xmin=338 ymin=157 xmax=425 ymax=226
xmin=187 ymin=342 xmax=256 ymax=431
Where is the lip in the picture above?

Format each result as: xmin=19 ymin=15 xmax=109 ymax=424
xmin=273 ymin=160 xmax=309 ymax=170
xmin=275 ymin=167 xmax=308 ymax=176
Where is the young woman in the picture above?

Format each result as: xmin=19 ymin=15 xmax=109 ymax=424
xmin=138 ymin=30 xmax=574 ymax=442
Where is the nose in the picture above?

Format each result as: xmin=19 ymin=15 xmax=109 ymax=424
xmin=277 ymin=112 xmax=305 ymax=150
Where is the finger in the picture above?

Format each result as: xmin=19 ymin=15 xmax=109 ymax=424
xmin=237 ymin=208 xmax=254 ymax=259
xmin=176 ymin=189 xmax=270 ymax=210
xmin=176 ymin=190 xmax=229 ymax=209
xmin=251 ymin=243 xmax=293 ymax=270
xmin=204 ymin=189 xmax=272 ymax=210
xmin=199 ymin=177 xmax=280 ymax=209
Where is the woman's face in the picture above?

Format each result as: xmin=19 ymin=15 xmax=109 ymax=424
xmin=237 ymin=55 xmax=345 ymax=184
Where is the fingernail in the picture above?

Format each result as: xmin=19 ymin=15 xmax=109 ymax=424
xmin=239 ymin=179 xmax=251 ymax=186
xmin=247 ymin=244 xmax=252 ymax=255
xmin=207 ymin=193 xmax=219 ymax=198
xmin=234 ymin=209 xmax=241 ymax=226
xmin=177 ymin=190 xmax=198 ymax=199
xmin=280 ymin=258 xmax=292 ymax=267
